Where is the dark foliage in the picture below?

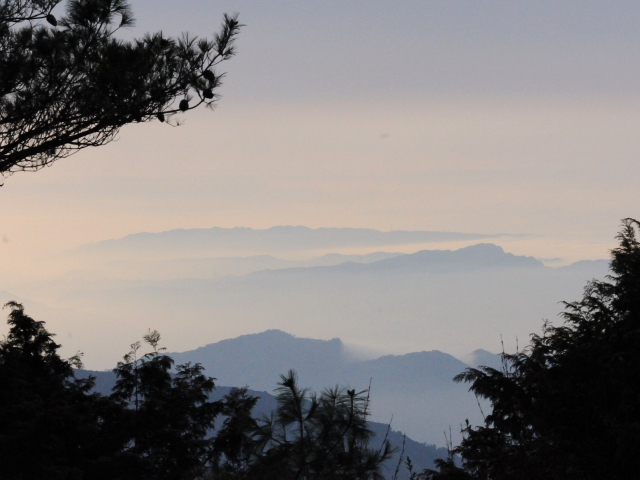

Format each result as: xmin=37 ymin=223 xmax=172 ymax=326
xmin=437 ymin=218 xmax=640 ymax=480
xmin=207 ymin=371 xmax=393 ymax=480
xmin=0 ymin=305 xmax=392 ymax=479
xmin=108 ymin=330 xmax=221 ymax=480
xmin=0 ymin=301 xmax=116 ymax=479
xmin=0 ymin=306 xmax=225 ymax=480
xmin=210 ymin=386 xmax=260 ymax=476
xmin=0 ymin=0 xmax=241 ymax=177
xmin=249 ymin=371 xmax=393 ymax=480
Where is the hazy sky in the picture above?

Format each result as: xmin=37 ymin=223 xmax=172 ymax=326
xmin=2 ymin=0 xmax=640 ymax=277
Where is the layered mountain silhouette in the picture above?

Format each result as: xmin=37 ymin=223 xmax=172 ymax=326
xmin=78 ymin=328 xmax=475 ymax=477
xmin=75 ymin=329 xmax=490 ymax=446
xmin=168 ymin=330 xmax=470 ymax=393
xmin=77 ymin=225 xmax=508 ymax=258
xmin=164 ymin=330 xmax=488 ymax=446
xmin=10 ymin=241 xmax=609 ymax=396
xmin=256 ymin=243 xmax=543 ymax=275
xmin=2 ymin=223 xmax=612 ymax=474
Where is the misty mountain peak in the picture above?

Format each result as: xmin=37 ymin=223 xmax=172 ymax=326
xmin=171 ymin=329 xmax=344 ymax=357
xmin=461 ymin=349 xmax=503 ymax=370
xmin=372 ymin=243 xmax=543 ymax=271
xmin=79 ymin=226 xmax=503 ymax=258
xmin=261 ymin=242 xmax=544 ymax=275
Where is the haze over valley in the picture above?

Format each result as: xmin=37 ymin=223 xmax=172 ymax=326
xmin=0 ymin=226 xmax=608 ymax=368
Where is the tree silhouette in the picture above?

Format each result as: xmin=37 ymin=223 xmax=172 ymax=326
xmin=210 ymin=386 xmax=260 ymax=476
xmin=443 ymin=218 xmax=640 ymax=480
xmin=0 ymin=306 xmax=224 ymax=480
xmin=0 ymin=301 xmax=113 ymax=479
xmin=0 ymin=305 xmax=392 ymax=479
xmin=0 ymin=0 xmax=241 ymax=178
xmin=244 ymin=370 xmax=393 ymax=480
xmin=109 ymin=330 xmax=221 ymax=480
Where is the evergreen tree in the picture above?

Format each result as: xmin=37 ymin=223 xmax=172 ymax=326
xmin=109 ymin=330 xmax=221 ymax=480
xmin=0 ymin=301 xmax=114 ymax=479
xmin=232 ymin=370 xmax=393 ymax=480
xmin=209 ymin=386 xmax=260 ymax=477
xmin=0 ymin=306 xmax=224 ymax=480
xmin=0 ymin=0 xmax=241 ymax=177
xmin=446 ymin=218 xmax=640 ymax=480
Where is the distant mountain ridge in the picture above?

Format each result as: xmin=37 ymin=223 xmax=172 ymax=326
xmin=255 ymin=243 xmax=543 ymax=275
xmin=18 ymin=241 xmax=610 ymax=386
xmin=166 ymin=330 xmax=490 ymax=445
xmin=78 ymin=328 xmax=476 ymax=477
xmin=168 ymin=329 xmax=470 ymax=391
xmin=170 ymin=329 xmax=348 ymax=389
xmin=78 ymin=225 xmax=510 ymax=257
xmin=60 ymin=251 xmax=405 ymax=281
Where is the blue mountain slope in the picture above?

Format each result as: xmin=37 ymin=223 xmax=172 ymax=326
xmin=348 ymin=350 xmax=471 ymax=391
xmin=256 ymin=243 xmax=543 ymax=275
xmin=166 ymin=330 xmax=470 ymax=393
xmin=162 ymin=330 xmax=482 ymax=445
xmin=169 ymin=329 xmax=347 ymax=389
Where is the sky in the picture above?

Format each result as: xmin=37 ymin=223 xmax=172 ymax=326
xmin=1 ymin=2 xmax=640 ymax=299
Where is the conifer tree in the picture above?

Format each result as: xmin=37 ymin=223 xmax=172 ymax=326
xmin=0 ymin=301 xmax=110 ymax=479
xmin=110 ymin=330 xmax=221 ymax=480
xmin=446 ymin=218 xmax=640 ymax=480
xmin=221 ymin=370 xmax=393 ymax=480
xmin=0 ymin=0 xmax=241 ymax=177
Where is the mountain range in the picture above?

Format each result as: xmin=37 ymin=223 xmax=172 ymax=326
xmin=76 ymin=225 xmax=510 ymax=259
xmin=1 ymin=229 xmax=610 ymax=447
xmin=77 ymin=327 xmax=495 ymax=477
xmin=77 ymin=329 xmax=496 ymax=446
xmin=2 ymin=240 xmax=608 ymax=385
xmin=256 ymin=243 xmax=543 ymax=275
xmin=167 ymin=329 xmax=504 ymax=445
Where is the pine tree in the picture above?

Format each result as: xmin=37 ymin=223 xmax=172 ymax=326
xmin=244 ymin=370 xmax=393 ymax=480
xmin=0 ymin=0 xmax=241 ymax=177
xmin=449 ymin=218 xmax=640 ymax=480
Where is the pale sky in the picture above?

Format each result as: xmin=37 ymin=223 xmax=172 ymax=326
xmin=2 ymin=0 xmax=640 ymax=277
